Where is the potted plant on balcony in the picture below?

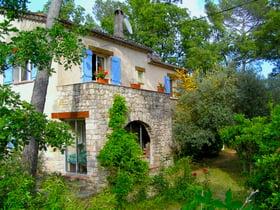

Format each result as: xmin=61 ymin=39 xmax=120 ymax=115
xmin=95 ymin=67 xmax=109 ymax=84
xmin=130 ymin=79 xmax=141 ymax=89
xmin=157 ymin=82 xmax=164 ymax=92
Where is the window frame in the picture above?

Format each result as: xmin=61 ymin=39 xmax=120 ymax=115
xmin=64 ymin=119 xmax=87 ymax=175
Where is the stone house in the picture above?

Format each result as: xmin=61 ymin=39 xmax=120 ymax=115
xmin=0 ymin=10 xmax=179 ymax=188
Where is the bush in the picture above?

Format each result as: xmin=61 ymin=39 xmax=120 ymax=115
xmin=150 ymin=157 xmax=196 ymax=203
xmin=246 ymin=152 xmax=280 ymax=209
xmin=97 ymin=94 xmax=149 ymax=204
xmin=88 ymin=188 xmax=118 ymax=209
xmin=38 ymin=172 xmax=76 ymax=209
xmin=173 ymin=69 xmax=236 ymax=158
xmin=0 ymin=153 xmax=36 ymax=209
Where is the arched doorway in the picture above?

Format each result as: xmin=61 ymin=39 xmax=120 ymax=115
xmin=125 ymin=121 xmax=151 ymax=158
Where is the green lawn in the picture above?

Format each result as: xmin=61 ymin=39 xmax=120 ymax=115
xmin=193 ymin=149 xmax=248 ymax=202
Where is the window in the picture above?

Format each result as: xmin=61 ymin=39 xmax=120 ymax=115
xmin=165 ymin=74 xmax=179 ymax=97
xmin=65 ymin=119 xmax=87 ymax=174
xmin=92 ymin=53 xmax=105 ymax=81
xmin=82 ymin=46 xmax=122 ymax=84
xmin=125 ymin=121 xmax=150 ymax=158
xmin=3 ymin=60 xmax=37 ymax=84
xmin=135 ymin=66 xmax=145 ymax=84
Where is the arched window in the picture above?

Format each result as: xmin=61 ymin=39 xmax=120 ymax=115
xmin=125 ymin=121 xmax=150 ymax=157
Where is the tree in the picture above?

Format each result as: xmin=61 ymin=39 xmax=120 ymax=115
xmin=173 ymin=67 xmax=236 ymax=158
xmin=0 ymin=85 xmax=74 ymax=158
xmin=234 ymin=69 xmax=269 ymax=118
xmin=92 ymin=0 xmax=126 ymax=33
xmin=205 ymin=0 xmax=269 ymax=71
xmin=220 ymin=105 xmax=280 ymax=208
xmin=0 ymin=0 xmax=29 ymax=72
xmin=92 ymin=0 xmax=189 ymax=65
xmin=180 ymin=17 xmax=223 ymax=72
xmin=18 ymin=0 xmax=83 ymax=176
xmin=40 ymin=0 xmax=96 ymax=26
xmin=97 ymin=94 xmax=148 ymax=203
xmin=254 ymin=0 xmax=280 ymax=70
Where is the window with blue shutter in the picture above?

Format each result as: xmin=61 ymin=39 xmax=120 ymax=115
xmin=111 ymin=56 xmax=121 ymax=85
xmin=3 ymin=63 xmax=13 ymax=85
xmin=164 ymin=76 xmax=171 ymax=93
xmin=82 ymin=49 xmax=93 ymax=82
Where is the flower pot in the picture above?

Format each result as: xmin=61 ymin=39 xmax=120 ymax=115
xmin=157 ymin=88 xmax=164 ymax=93
xmin=130 ymin=83 xmax=141 ymax=89
xmin=97 ymin=78 xmax=108 ymax=84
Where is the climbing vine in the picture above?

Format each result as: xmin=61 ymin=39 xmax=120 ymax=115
xmin=97 ymin=94 xmax=148 ymax=203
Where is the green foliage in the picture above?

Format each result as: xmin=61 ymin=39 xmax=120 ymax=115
xmin=173 ymin=69 xmax=236 ymax=158
xmin=182 ymin=188 xmax=252 ymax=210
xmin=0 ymin=0 xmax=29 ymax=20
xmin=93 ymin=0 xmax=189 ymax=65
xmin=234 ymin=69 xmax=269 ymax=118
xmin=220 ymin=105 xmax=280 ymax=208
xmin=205 ymin=0 xmax=269 ymax=71
xmin=0 ymin=152 xmax=36 ymax=209
xmin=88 ymin=188 xmax=118 ymax=210
xmin=40 ymin=0 xmax=96 ymax=26
xmin=97 ymin=94 xmax=148 ymax=203
xmin=266 ymin=74 xmax=280 ymax=105
xmin=7 ymin=22 xmax=85 ymax=74
xmin=0 ymin=85 xmax=74 ymax=157
xmin=150 ymin=157 xmax=196 ymax=203
xmin=246 ymin=153 xmax=280 ymax=209
xmin=220 ymin=105 xmax=280 ymax=173
xmin=38 ymin=173 xmax=76 ymax=209
xmin=254 ymin=0 xmax=280 ymax=65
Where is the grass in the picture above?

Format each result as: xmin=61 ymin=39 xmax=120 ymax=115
xmin=193 ymin=148 xmax=248 ymax=202
xmin=70 ymin=148 xmax=249 ymax=209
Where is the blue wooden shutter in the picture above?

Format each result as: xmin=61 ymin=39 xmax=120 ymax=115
xmin=164 ymin=76 xmax=171 ymax=93
xmin=111 ymin=56 xmax=121 ymax=85
xmin=31 ymin=64 xmax=37 ymax=80
xmin=3 ymin=61 xmax=13 ymax=84
xmin=82 ymin=49 xmax=93 ymax=82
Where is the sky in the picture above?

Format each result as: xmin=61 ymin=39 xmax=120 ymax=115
xmin=27 ymin=0 xmax=272 ymax=77
xmin=28 ymin=0 xmax=209 ymax=18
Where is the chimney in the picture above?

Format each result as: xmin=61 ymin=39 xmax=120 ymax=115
xmin=114 ymin=8 xmax=124 ymax=38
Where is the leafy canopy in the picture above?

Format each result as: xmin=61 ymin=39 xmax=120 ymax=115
xmin=0 ymin=85 xmax=74 ymax=158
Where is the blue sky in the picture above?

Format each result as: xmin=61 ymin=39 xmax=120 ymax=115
xmin=28 ymin=0 xmax=209 ymax=17
xmin=27 ymin=0 xmax=272 ymax=77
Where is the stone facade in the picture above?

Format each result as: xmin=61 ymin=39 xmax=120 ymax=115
xmin=48 ymin=81 xmax=176 ymax=188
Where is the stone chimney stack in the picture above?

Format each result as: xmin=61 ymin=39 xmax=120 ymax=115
xmin=114 ymin=8 xmax=124 ymax=38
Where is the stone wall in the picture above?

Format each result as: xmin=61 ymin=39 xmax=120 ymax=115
xmin=50 ymin=82 xmax=176 ymax=188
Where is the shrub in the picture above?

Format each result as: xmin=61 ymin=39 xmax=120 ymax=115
xmin=97 ymin=94 xmax=149 ymax=204
xmin=246 ymin=152 xmax=280 ymax=209
xmin=88 ymin=188 xmax=117 ymax=209
xmin=38 ymin=172 xmax=77 ymax=209
xmin=150 ymin=157 xmax=196 ymax=203
xmin=0 ymin=153 xmax=36 ymax=209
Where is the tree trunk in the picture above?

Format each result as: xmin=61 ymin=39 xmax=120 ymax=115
xmin=21 ymin=0 xmax=63 ymax=176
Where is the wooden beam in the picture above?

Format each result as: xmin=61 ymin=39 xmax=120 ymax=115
xmin=51 ymin=111 xmax=89 ymax=119
xmin=88 ymin=45 xmax=113 ymax=56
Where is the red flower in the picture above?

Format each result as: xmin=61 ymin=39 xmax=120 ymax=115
xmin=193 ymin=172 xmax=197 ymax=177
xmin=95 ymin=67 xmax=108 ymax=79
xmin=202 ymin=168 xmax=207 ymax=173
